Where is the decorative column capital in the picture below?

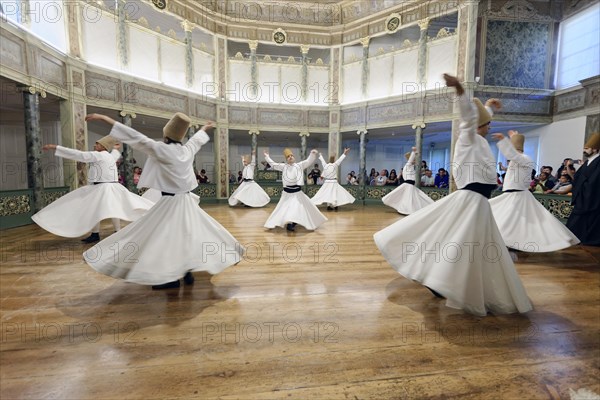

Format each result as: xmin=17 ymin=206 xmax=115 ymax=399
xmin=181 ymin=19 xmax=194 ymax=33
xmin=299 ymin=130 xmax=310 ymax=137
xmin=418 ymin=18 xmax=430 ymax=31
xmin=356 ymin=129 xmax=368 ymax=135
xmin=248 ymin=129 xmax=260 ymax=135
xmin=411 ymin=122 xmax=426 ymax=129
xmin=300 ymin=44 xmax=310 ymax=55
xmin=20 ymin=85 xmax=47 ymax=98
xmin=360 ymin=37 xmax=370 ymax=47
xmin=119 ymin=111 xmax=137 ymax=118
xmin=248 ymin=40 xmax=259 ymax=51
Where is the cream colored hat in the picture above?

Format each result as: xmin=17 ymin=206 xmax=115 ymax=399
xmin=283 ymin=148 xmax=294 ymax=158
xmin=404 ymin=152 xmax=411 ymax=160
xmin=242 ymin=154 xmax=251 ymax=163
xmin=510 ymin=133 xmax=525 ymax=152
xmin=473 ymin=98 xmax=492 ymax=127
xmin=584 ymin=132 xmax=600 ymax=149
xmin=163 ymin=112 xmax=191 ymax=142
xmin=96 ymin=135 xmax=117 ymax=151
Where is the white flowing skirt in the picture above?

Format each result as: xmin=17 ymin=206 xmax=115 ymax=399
xmin=489 ymin=191 xmax=580 ymax=252
xmin=84 ymin=193 xmax=244 ymax=285
xmin=264 ymin=191 xmax=328 ymax=230
xmin=229 ymin=181 xmax=270 ymax=207
xmin=31 ymin=183 xmax=154 ymax=238
xmin=374 ymin=189 xmax=532 ymax=316
xmin=311 ymin=181 xmax=356 ymax=207
xmin=381 ymin=183 xmax=434 ymax=214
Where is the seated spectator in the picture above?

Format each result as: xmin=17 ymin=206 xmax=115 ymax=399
xmin=555 ymin=158 xmax=572 ymax=180
xmin=197 ymin=169 xmax=210 ymax=184
xmin=346 ymin=171 xmax=359 ymax=185
xmin=387 ymin=169 xmax=399 ymax=186
xmin=374 ymin=169 xmax=388 ymax=186
xmin=421 ymin=160 xmax=428 ymax=175
xmin=434 ymin=168 xmax=449 ymax=188
xmin=421 ymin=169 xmax=435 ymax=187
xmin=530 ymin=172 xmax=553 ymax=193
xmin=368 ymin=168 xmax=378 ymax=185
xmin=236 ymin=171 xmax=243 ymax=184
xmin=261 ymin=161 xmax=272 ymax=170
xmin=133 ymin=166 xmax=142 ymax=185
xmin=545 ymin=174 xmax=572 ymax=195
xmin=541 ymin=165 xmax=553 ymax=177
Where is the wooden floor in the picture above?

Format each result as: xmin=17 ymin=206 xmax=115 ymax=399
xmin=1 ymin=204 xmax=599 ymax=400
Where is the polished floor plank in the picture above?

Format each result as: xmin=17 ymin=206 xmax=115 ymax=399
xmin=1 ymin=204 xmax=599 ymax=399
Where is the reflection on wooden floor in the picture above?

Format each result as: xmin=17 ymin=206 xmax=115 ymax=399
xmin=1 ymin=204 xmax=599 ymax=399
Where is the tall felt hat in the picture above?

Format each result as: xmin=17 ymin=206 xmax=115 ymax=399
xmin=584 ymin=132 xmax=600 ymax=149
xmin=163 ymin=112 xmax=191 ymax=142
xmin=473 ymin=98 xmax=492 ymax=127
xmin=329 ymin=155 xmax=336 ymax=163
xmin=96 ymin=135 xmax=117 ymax=151
xmin=242 ymin=154 xmax=251 ymax=163
xmin=510 ymin=133 xmax=525 ymax=152
xmin=283 ymin=148 xmax=294 ymax=158
xmin=405 ymin=152 xmax=411 ymax=160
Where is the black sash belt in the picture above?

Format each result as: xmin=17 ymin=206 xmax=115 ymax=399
xmin=161 ymin=191 xmax=190 ymax=196
xmin=460 ymin=183 xmax=497 ymax=199
xmin=503 ymin=189 xmax=523 ymax=193
xmin=242 ymin=179 xmax=254 ymax=182
xmin=404 ymin=180 xmax=415 ymax=185
xmin=93 ymin=182 xmax=118 ymax=185
xmin=283 ymin=185 xmax=302 ymax=193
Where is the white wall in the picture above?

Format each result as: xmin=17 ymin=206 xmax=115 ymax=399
xmin=528 ymin=117 xmax=587 ymax=172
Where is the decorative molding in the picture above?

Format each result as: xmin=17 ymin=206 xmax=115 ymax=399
xmin=486 ymin=0 xmax=554 ymax=21
xmin=258 ymin=109 xmax=303 ymax=126
xmin=555 ymin=90 xmax=586 ymax=113
xmin=152 ymin=0 xmax=167 ymax=11
xmin=308 ymin=111 xmax=329 ymax=128
xmin=273 ymin=28 xmax=287 ymax=45
xmin=229 ymin=108 xmax=252 ymax=124
xmin=367 ymin=101 xmax=418 ymax=123
xmin=385 ymin=13 xmax=402 ymax=34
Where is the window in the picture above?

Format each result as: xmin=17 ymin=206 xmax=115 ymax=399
xmin=555 ymin=3 xmax=600 ymax=89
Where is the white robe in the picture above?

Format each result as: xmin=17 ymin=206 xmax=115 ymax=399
xmin=229 ymin=155 xmax=270 ymax=207
xmin=382 ymin=151 xmax=433 ymax=214
xmin=311 ymin=154 xmax=355 ymax=207
xmin=31 ymin=146 xmax=153 ymax=237
xmin=84 ymin=123 xmax=243 ymax=284
xmin=373 ymin=94 xmax=532 ymax=316
xmin=264 ymin=152 xmax=327 ymax=230
xmin=490 ymin=138 xmax=580 ymax=252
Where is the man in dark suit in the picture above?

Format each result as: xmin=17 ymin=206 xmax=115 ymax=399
xmin=566 ymin=133 xmax=600 ymax=246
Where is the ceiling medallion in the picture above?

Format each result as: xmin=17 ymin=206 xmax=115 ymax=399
xmin=152 ymin=0 xmax=167 ymax=11
xmin=272 ymin=28 xmax=287 ymax=45
xmin=385 ymin=13 xmax=401 ymax=34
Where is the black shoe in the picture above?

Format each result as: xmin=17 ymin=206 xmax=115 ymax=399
xmin=327 ymin=206 xmax=333 ymax=211
xmin=286 ymin=223 xmax=296 ymax=232
xmin=183 ymin=272 xmax=195 ymax=285
xmin=81 ymin=233 xmax=100 ymax=243
xmin=334 ymin=207 xmax=338 ymax=212
xmin=152 ymin=280 xmax=181 ymax=290
xmin=425 ymin=286 xmax=445 ymax=299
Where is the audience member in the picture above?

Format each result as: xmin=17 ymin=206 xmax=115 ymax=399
xmin=434 ymin=168 xmax=449 ymax=188
xmin=421 ymin=169 xmax=435 ymax=187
